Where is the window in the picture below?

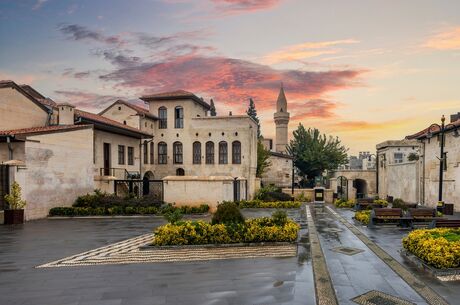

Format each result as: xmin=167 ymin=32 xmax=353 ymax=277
xmin=128 ymin=147 xmax=134 ymax=165
xmin=118 ymin=145 xmax=125 ymax=165
xmin=219 ymin=141 xmax=228 ymax=164
xmin=232 ymin=141 xmax=241 ymax=164
xmin=205 ymin=141 xmax=214 ymax=164
xmin=150 ymin=142 xmax=154 ymax=164
xmin=176 ymin=168 xmax=185 ymax=176
xmin=143 ymin=141 xmax=148 ymax=164
xmin=173 ymin=142 xmax=183 ymax=164
xmin=158 ymin=142 xmax=167 ymax=164
xmin=193 ymin=141 xmax=201 ymax=164
xmin=175 ymin=106 xmax=184 ymax=128
xmin=158 ymin=107 xmax=167 ymax=129
xmin=394 ymin=152 xmax=403 ymax=164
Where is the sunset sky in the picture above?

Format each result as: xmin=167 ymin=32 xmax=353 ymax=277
xmin=1 ymin=0 xmax=460 ymax=154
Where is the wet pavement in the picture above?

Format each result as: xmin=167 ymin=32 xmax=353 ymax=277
xmin=0 ymin=210 xmax=315 ymax=305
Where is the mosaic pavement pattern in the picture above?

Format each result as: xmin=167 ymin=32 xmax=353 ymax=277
xmin=331 ymin=246 xmax=365 ymax=256
xmin=326 ymin=206 xmax=450 ymax=305
xmin=351 ymin=290 xmax=416 ymax=305
xmin=37 ymin=234 xmax=297 ymax=268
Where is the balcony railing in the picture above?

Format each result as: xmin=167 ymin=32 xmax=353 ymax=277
xmin=99 ymin=168 xmax=140 ymax=180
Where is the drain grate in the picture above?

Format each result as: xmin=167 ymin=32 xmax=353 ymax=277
xmin=331 ymin=246 xmax=364 ymax=256
xmin=351 ymin=290 xmax=415 ymax=305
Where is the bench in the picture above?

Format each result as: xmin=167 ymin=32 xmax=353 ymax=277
xmin=429 ymin=219 xmax=460 ymax=228
xmin=355 ymin=198 xmax=378 ymax=211
xmin=370 ymin=208 xmax=403 ymax=226
xmin=409 ymin=208 xmax=436 ymax=228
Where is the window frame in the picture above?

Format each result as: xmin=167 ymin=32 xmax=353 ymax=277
xmin=158 ymin=142 xmax=167 ymax=164
xmin=150 ymin=142 xmax=154 ymax=164
xmin=174 ymin=106 xmax=184 ymax=129
xmin=232 ymin=141 xmax=241 ymax=164
xmin=127 ymin=146 xmax=134 ymax=165
xmin=173 ymin=141 xmax=183 ymax=164
xmin=143 ymin=141 xmax=148 ymax=164
xmin=218 ymin=141 xmax=228 ymax=164
xmin=158 ymin=106 xmax=167 ymax=129
xmin=118 ymin=145 xmax=125 ymax=165
xmin=205 ymin=141 xmax=214 ymax=164
xmin=193 ymin=141 xmax=201 ymax=164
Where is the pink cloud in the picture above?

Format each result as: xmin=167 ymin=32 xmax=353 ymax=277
xmin=211 ymin=0 xmax=284 ymax=13
xmin=423 ymin=26 xmax=460 ymax=50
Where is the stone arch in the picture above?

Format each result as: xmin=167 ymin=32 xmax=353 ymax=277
xmin=354 ymin=179 xmax=368 ymax=199
xmin=143 ymin=171 xmax=154 ymax=180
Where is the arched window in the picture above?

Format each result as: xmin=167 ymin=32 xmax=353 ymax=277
xmin=175 ymin=106 xmax=184 ymax=128
xmin=173 ymin=142 xmax=183 ymax=164
xmin=158 ymin=107 xmax=167 ymax=129
xmin=219 ymin=141 xmax=228 ymax=164
xmin=232 ymin=141 xmax=241 ymax=164
xmin=205 ymin=141 xmax=214 ymax=164
xmin=193 ymin=141 xmax=201 ymax=164
xmin=158 ymin=142 xmax=167 ymax=164
xmin=176 ymin=168 xmax=185 ymax=176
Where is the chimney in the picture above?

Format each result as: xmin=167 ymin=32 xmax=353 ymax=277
xmin=57 ymin=103 xmax=75 ymax=125
xmin=450 ymin=112 xmax=460 ymax=123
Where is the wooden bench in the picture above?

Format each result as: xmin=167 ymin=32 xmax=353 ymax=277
xmin=429 ymin=219 xmax=460 ymax=228
xmin=409 ymin=208 xmax=435 ymax=220
xmin=370 ymin=208 xmax=403 ymax=226
xmin=355 ymin=198 xmax=377 ymax=211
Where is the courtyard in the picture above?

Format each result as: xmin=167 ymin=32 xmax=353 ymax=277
xmin=0 ymin=206 xmax=458 ymax=305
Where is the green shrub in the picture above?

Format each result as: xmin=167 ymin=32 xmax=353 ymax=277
xmin=255 ymin=185 xmax=294 ymax=202
xmin=152 ymin=218 xmax=300 ymax=246
xmin=392 ymin=198 xmax=408 ymax=211
xmin=238 ymin=200 xmax=300 ymax=208
xmin=294 ymin=192 xmax=310 ymax=202
xmin=271 ymin=210 xmax=288 ymax=226
xmin=373 ymin=199 xmax=389 ymax=207
xmin=164 ymin=209 xmax=183 ymax=224
xmin=212 ymin=201 xmax=245 ymax=225
xmin=334 ymin=198 xmax=355 ymax=208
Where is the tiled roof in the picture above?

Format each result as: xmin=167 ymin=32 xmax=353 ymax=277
xmin=75 ymin=109 xmax=152 ymax=137
xmin=140 ymin=90 xmax=211 ymax=110
xmin=20 ymin=84 xmax=46 ymax=100
xmin=406 ymin=119 xmax=460 ymax=139
xmin=0 ymin=125 xmax=92 ymax=136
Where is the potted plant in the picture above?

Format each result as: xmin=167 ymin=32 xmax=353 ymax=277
xmin=4 ymin=181 xmax=26 ymax=225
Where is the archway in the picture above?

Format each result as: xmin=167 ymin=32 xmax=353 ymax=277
xmin=176 ymin=168 xmax=185 ymax=176
xmin=337 ymin=176 xmax=348 ymax=200
xmin=143 ymin=171 xmax=154 ymax=180
xmin=354 ymin=179 xmax=368 ymax=199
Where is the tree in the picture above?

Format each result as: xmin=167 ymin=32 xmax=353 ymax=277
xmin=210 ymin=99 xmax=217 ymax=116
xmin=286 ymin=124 xmax=348 ymax=180
xmin=256 ymin=140 xmax=271 ymax=178
xmin=246 ymin=98 xmax=260 ymax=138
xmin=4 ymin=181 xmax=26 ymax=210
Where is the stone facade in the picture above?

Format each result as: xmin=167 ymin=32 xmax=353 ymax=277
xmin=261 ymin=152 xmax=293 ymax=188
xmin=330 ymin=170 xmax=377 ymax=200
xmin=274 ymin=86 xmax=289 ymax=153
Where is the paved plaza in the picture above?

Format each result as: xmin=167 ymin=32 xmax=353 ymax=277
xmin=0 ymin=207 xmax=458 ymax=305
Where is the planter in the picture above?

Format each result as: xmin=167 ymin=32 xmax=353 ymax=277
xmin=4 ymin=209 xmax=24 ymax=225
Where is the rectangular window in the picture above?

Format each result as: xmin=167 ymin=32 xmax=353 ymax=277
xmin=394 ymin=153 xmax=403 ymax=164
xmin=175 ymin=107 xmax=184 ymax=128
xmin=118 ymin=145 xmax=125 ymax=165
xmin=143 ymin=142 xmax=148 ymax=164
xmin=173 ymin=142 xmax=183 ymax=164
xmin=219 ymin=142 xmax=228 ymax=164
xmin=206 ymin=142 xmax=214 ymax=164
xmin=193 ymin=142 xmax=201 ymax=164
xmin=232 ymin=141 xmax=241 ymax=164
xmin=150 ymin=142 xmax=154 ymax=164
xmin=128 ymin=146 xmax=134 ymax=165
xmin=158 ymin=143 xmax=167 ymax=164
xmin=159 ymin=107 xmax=167 ymax=129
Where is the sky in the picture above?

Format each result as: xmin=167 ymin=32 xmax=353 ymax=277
xmin=1 ymin=0 xmax=460 ymax=154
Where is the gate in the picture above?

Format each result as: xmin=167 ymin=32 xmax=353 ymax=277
xmin=337 ymin=176 xmax=348 ymax=200
xmin=233 ymin=179 xmax=241 ymax=202
xmin=0 ymin=165 xmax=10 ymax=210
xmin=114 ymin=179 xmax=163 ymax=201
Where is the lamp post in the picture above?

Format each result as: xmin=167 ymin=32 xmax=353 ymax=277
xmin=291 ymin=157 xmax=295 ymax=195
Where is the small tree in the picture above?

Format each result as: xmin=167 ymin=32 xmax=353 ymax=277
xmin=256 ymin=140 xmax=271 ymax=177
xmin=246 ymin=98 xmax=261 ymax=138
xmin=4 ymin=181 xmax=26 ymax=210
xmin=210 ymin=99 xmax=217 ymax=116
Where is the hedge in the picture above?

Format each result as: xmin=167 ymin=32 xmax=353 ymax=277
xmin=334 ymin=198 xmax=355 ymax=208
xmin=402 ymin=228 xmax=460 ymax=269
xmin=354 ymin=210 xmax=371 ymax=225
xmin=152 ymin=217 xmax=300 ymax=246
xmin=49 ymin=204 xmax=209 ymax=217
xmin=238 ymin=200 xmax=301 ymax=209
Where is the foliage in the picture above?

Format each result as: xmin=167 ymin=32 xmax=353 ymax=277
xmin=254 ymin=185 xmax=294 ymax=202
xmin=402 ymin=229 xmax=460 ymax=269
xmin=271 ymin=210 xmax=288 ymax=226
xmin=373 ymin=199 xmax=389 ymax=207
xmin=256 ymin=139 xmax=272 ymax=178
xmin=238 ymin=200 xmax=301 ymax=208
xmin=210 ymin=98 xmax=217 ymax=116
xmin=437 ymin=211 xmax=444 ymax=217
xmin=408 ymin=153 xmax=419 ymax=161
xmin=294 ymin=192 xmax=311 ymax=203
xmin=211 ymin=201 xmax=245 ymax=225
xmin=49 ymin=204 xmax=209 ymax=217
xmin=164 ymin=209 xmax=183 ymax=224
xmin=246 ymin=98 xmax=261 ymax=138
xmin=152 ymin=217 xmax=300 ymax=246
xmin=334 ymin=198 xmax=355 ymax=208
xmin=355 ymin=210 xmax=371 ymax=225
xmin=286 ymin=124 xmax=348 ymax=179
xmin=392 ymin=198 xmax=408 ymax=211
xmin=4 ymin=181 xmax=26 ymax=210
xmin=73 ymin=190 xmax=165 ymax=209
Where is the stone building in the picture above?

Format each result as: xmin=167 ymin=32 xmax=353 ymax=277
xmin=406 ymin=114 xmax=460 ymax=210
xmin=376 ymin=140 xmax=421 ymax=203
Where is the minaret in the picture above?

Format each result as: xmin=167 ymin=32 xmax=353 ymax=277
xmin=274 ymin=84 xmax=290 ymax=153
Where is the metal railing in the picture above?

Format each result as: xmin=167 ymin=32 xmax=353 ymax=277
xmin=99 ymin=168 xmax=140 ymax=180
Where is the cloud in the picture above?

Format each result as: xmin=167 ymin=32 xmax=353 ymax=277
xmin=211 ymin=0 xmax=283 ymax=14
xmin=262 ymin=39 xmax=359 ymax=65
xmin=32 ymin=0 xmax=48 ymax=10
xmin=58 ymin=24 xmax=123 ymax=45
xmin=423 ymin=26 xmax=460 ymax=50
xmin=54 ymin=90 xmax=124 ymax=111
xmin=290 ymin=99 xmax=339 ymax=120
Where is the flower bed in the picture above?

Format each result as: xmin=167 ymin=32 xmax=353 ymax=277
xmin=237 ymin=200 xmax=301 ymax=208
xmin=152 ymin=217 xmax=300 ymax=246
xmin=49 ymin=204 xmax=209 ymax=217
xmin=354 ymin=210 xmax=371 ymax=225
xmin=402 ymin=228 xmax=460 ymax=269
xmin=334 ymin=198 xmax=355 ymax=208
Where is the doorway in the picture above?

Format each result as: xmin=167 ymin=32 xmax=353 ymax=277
xmin=103 ymin=143 xmax=111 ymax=175
xmin=354 ymin=179 xmax=368 ymax=199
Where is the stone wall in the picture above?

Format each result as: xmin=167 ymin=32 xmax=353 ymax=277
xmin=384 ymin=162 xmax=419 ymax=203
xmin=281 ymin=188 xmax=334 ymax=203
xmin=330 ymin=170 xmax=377 ymax=200
xmin=261 ymin=154 xmax=292 ymax=188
